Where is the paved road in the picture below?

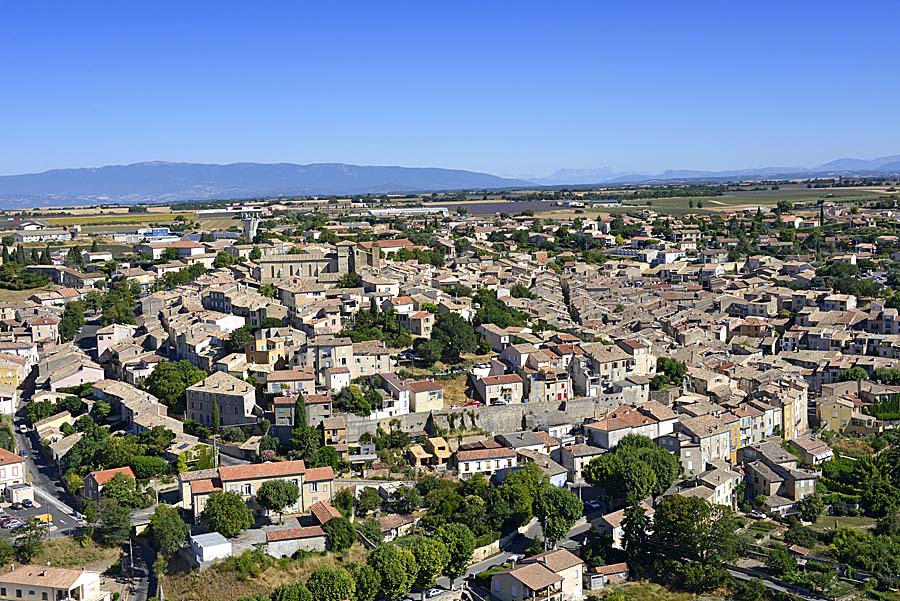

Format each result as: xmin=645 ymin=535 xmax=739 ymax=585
xmin=12 ymin=422 xmax=80 ymax=537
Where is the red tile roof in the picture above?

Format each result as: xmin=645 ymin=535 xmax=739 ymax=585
xmin=219 ymin=460 xmax=306 ymax=482
xmin=305 ymin=466 xmax=335 ymax=482
xmin=89 ymin=466 xmax=135 ymax=485
xmin=265 ymin=526 xmax=326 ymax=542
xmin=310 ymin=501 xmax=341 ymax=525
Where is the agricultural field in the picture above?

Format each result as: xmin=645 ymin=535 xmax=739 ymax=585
xmin=44 ymin=211 xmax=196 ymax=226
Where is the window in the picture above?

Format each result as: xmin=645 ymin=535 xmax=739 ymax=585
xmin=242 ymin=484 xmax=252 ymax=495
xmin=310 ymin=482 xmax=320 ymax=493
xmin=15 ymin=589 xmax=21 ymax=598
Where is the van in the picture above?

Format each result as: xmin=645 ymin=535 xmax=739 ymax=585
xmin=32 ymin=513 xmax=52 ymax=525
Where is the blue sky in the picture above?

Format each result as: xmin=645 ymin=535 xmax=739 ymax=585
xmin=2 ymin=1 xmax=899 ymax=177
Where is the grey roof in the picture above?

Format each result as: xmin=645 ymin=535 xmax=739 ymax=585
xmin=191 ymin=532 xmax=229 ymax=546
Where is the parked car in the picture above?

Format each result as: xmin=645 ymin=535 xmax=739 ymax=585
xmin=18 ymin=425 xmax=27 ymax=434
xmin=10 ymin=503 xmax=22 ymax=511
xmin=2 ymin=520 xmax=24 ymax=530
xmin=21 ymin=499 xmax=33 ymax=508
xmin=585 ymin=499 xmax=603 ymax=511
xmin=425 ymin=589 xmax=443 ymax=599
xmin=751 ymin=510 xmax=767 ymax=519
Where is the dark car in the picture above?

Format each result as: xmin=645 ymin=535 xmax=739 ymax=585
xmin=10 ymin=502 xmax=22 ymax=511
xmin=21 ymin=499 xmax=33 ymax=508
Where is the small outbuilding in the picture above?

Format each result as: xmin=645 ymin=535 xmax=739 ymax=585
xmin=190 ymin=532 xmax=232 ymax=564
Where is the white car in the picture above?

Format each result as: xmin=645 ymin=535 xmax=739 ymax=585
xmin=18 ymin=425 xmax=27 ymax=434
xmin=425 ymin=589 xmax=442 ymax=599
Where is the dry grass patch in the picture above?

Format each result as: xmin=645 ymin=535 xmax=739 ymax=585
xmin=162 ymin=544 xmax=369 ymax=601
xmin=604 ymin=581 xmax=728 ymax=600
xmin=32 ymin=537 xmax=122 ymax=570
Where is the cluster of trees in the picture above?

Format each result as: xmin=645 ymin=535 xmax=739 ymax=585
xmin=626 ymin=495 xmax=741 ymax=593
xmin=418 ymin=463 xmax=583 ymax=546
xmin=650 ymin=357 xmax=688 ymax=391
xmin=820 ymin=453 xmax=900 ymax=518
xmin=62 ymin=418 xmax=176 ymax=497
xmin=387 ymin=245 xmax=446 ymax=268
xmin=144 ymin=360 xmax=208 ymax=414
xmin=157 ymin=263 xmax=208 ymax=290
xmin=99 ymin=281 xmax=141 ymax=326
xmin=414 ymin=311 xmax=484 ymax=365
xmin=333 ymin=383 xmax=382 ymax=417
xmin=813 ymin=261 xmax=883 ymax=298
xmin=472 ymin=289 xmax=526 ymax=329
xmin=339 ymin=299 xmax=412 ymax=349
xmin=0 ymin=243 xmax=52 ymax=290
xmin=584 ymin=434 xmax=682 ymax=503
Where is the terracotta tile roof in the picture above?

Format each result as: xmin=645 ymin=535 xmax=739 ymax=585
xmin=504 ymin=562 xmax=562 ymax=590
xmin=0 ymin=565 xmax=92 ymax=589
xmin=533 ymin=431 xmax=559 ymax=447
xmin=305 ymin=466 xmax=335 ymax=482
xmin=480 ymin=374 xmax=523 ymax=386
xmin=310 ymin=501 xmax=341 ymax=525
xmin=592 ymin=562 xmax=629 ymax=575
xmin=89 ymin=466 xmax=134 ymax=485
xmin=456 ymin=447 xmax=516 ymax=462
xmin=407 ymin=380 xmax=442 ymax=393
xmin=190 ymin=479 xmax=220 ymax=495
xmin=528 ymin=548 xmax=583 ymax=572
xmin=219 ymin=460 xmax=306 ymax=482
xmin=265 ymin=526 xmax=325 ymax=542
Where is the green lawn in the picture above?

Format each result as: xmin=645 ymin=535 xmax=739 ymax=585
xmin=808 ymin=515 xmax=876 ymax=533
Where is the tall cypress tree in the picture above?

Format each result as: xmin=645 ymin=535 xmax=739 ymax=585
xmin=295 ymin=392 xmax=307 ymax=429
xmin=211 ymin=399 xmax=220 ymax=434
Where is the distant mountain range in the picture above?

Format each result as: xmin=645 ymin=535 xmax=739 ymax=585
xmin=0 ymin=162 xmax=532 ymax=208
xmin=0 ymin=155 xmax=899 ymax=208
xmin=533 ymin=154 xmax=900 ymax=185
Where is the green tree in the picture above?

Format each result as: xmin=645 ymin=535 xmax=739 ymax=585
xmin=323 ymin=516 xmax=356 ymax=552
xmin=348 ymin=564 xmax=380 ymax=601
xmin=333 ymin=487 xmax=354 ymax=517
xmin=270 ymin=583 xmax=312 ymax=601
xmin=435 ymin=523 xmax=476 ymax=582
xmin=249 ymin=246 xmax=262 ymax=261
xmin=201 ymin=491 xmax=253 ymax=537
xmin=338 ymin=272 xmax=362 ymax=288
xmin=149 ymin=504 xmax=189 ymax=558
xmin=367 ymin=544 xmax=417 ymax=601
xmin=584 ymin=434 xmax=680 ymax=502
xmin=289 ymin=424 xmax=322 ymax=462
xmin=839 ymin=367 xmax=868 ymax=382
xmin=98 ymin=499 xmax=132 ymax=546
xmin=15 ymin=523 xmax=47 ymax=562
xmin=432 ymin=312 xmax=478 ymax=362
xmin=102 ymin=472 xmax=146 ymax=509
xmin=129 ymin=455 xmax=170 ymax=479
xmin=533 ymin=484 xmax=583 ymax=546
xmin=60 ymin=300 xmax=86 ymax=342
xmin=306 ymin=566 xmax=356 ymax=601
xmin=409 ymin=536 xmax=450 ymax=588
xmin=765 ymin=545 xmax=797 ymax=577
xmin=798 ymin=493 xmax=825 ymax=523
xmin=356 ymin=487 xmax=382 ymax=515
xmin=650 ymin=495 xmax=739 ymax=591
xmin=211 ymin=399 xmax=220 ymax=434
xmin=144 ymin=360 xmax=207 ymax=413
xmin=255 ymin=479 xmax=300 ymax=524
xmin=213 ymin=250 xmax=236 ymax=269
